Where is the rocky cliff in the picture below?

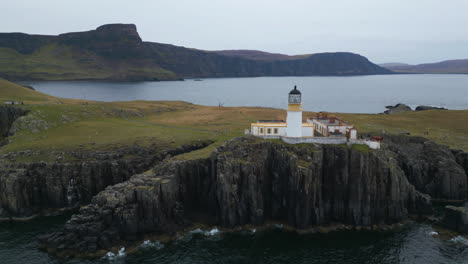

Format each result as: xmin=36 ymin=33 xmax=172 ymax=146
xmin=39 ymin=137 xmax=441 ymax=256
xmin=0 ymin=141 xmax=211 ymax=219
xmin=0 ymin=105 xmax=28 ymax=144
xmin=382 ymin=135 xmax=467 ymax=200
xmin=0 ymin=24 xmax=391 ymax=81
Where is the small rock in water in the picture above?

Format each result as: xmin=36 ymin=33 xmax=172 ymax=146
xmin=429 ymin=231 xmax=438 ymax=236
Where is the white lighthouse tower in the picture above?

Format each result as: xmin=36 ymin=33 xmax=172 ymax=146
xmin=286 ymin=86 xmax=303 ymax=137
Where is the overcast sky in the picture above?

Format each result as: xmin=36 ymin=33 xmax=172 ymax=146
xmin=3 ymin=0 xmax=467 ymax=64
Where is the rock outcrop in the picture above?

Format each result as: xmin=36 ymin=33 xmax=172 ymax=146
xmin=39 ymin=137 xmax=433 ymax=256
xmin=0 ymin=141 xmax=211 ymax=219
xmin=383 ymin=104 xmax=412 ymax=114
xmin=415 ymin=105 xmax=447 ymax=111
xmin=442 ymin=205 xmax=468 ymax=233
xmin=0 ymin=105 xmax=28 ymax=140
xmin=382 ymin=135 xmax=467 ymax=200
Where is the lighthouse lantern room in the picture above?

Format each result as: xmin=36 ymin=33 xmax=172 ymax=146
xmin=286 ymin=86 xmax=304 ymax=137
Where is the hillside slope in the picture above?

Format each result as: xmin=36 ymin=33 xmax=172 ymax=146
xmin=382 ymin=59 xmax=468 ymax=74
xmin=211 ymin=49 xmax=309 ymax=61
xmin=0 ymin=24 xmax=391 ymax=81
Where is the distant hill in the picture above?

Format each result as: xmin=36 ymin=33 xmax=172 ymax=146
xmin=379 ymin=62 xmax=410 ymax=68
xmin=0 ymin=24 xmax=391 ymax=81
xmin=211 ymin=49 xmax=310 ymax=61
xmin=381 ymin=59 xmax=468 ymax=74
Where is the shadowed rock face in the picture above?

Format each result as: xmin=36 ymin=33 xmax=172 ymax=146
xmin=383 ymin=135 xmax=468 ymax=200
xmin=0 ymin=141 xmax=212 ymax=219
xmin=39 ymin=137 xmax=440 ymax=256
xmin=57 ymin=24 xmax=143 ymax=59
xmin=0 ymin=106 xmax=29 ymax=139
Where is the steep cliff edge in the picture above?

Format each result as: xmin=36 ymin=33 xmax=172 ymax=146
xmin=0 ymin=141 xmax=211 ymax=219
xmin=39 ymin=137 xmax=434 ymax=256
xmin=382 ymin=135 xmax=467 ymax=200
xmin=0 ymin=105 xmax=29 ymax=142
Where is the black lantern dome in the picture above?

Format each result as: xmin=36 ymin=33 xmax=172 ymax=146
xmin=289 ymin=85 xmax=301 ymax=95
xmin=288 ymin=85 xmax=302 ymax=104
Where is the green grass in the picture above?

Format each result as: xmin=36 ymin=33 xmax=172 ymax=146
xmin=339 ymin=110 xmax=468 ymax=151
xmin=0 ymin=78 xmax=56 ymax=102
xmin=351 ymin=144 xmax=371 ymax=153
xmin=1 ymin=79 xmax=468 ymax=163
xmin=0 ymin=44 xmax=177 ymax=81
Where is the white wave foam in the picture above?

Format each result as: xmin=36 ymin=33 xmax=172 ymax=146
xmin=450 ymin=236 xmax=468 ymax=246
xmin=189 ymin=227 xmax=221 ymax=236
xmin=140 ymin=240 xmax=165 ymax=250
xmin=207 ymin=228 xmax=220 ymax=236
xmin=102 ymin=247 xmax=126 ymax=261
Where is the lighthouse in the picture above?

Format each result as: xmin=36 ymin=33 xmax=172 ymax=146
xmin=286 ymin=86 xmax=303 ymax=137
xmin=249 ymin=85 xmax=313 ymax=138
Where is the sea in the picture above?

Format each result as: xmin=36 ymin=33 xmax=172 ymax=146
xmin=1 ymin=215 xmax=468 ymax=264
xmin=24 ymin=74 xmax=468 ymax=113
xmin=4 ymin=74 xmax=468 ymax=263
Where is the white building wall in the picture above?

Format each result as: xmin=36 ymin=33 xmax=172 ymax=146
xmin=252 ymin=125 xmax=287 ymax=136
xmin=327 ymin=125 xmax=353 ymax=134
xmin=252 ymin=126 xmax=259 ymax=135
xmin=301 ymin=126 xmax=314 ymax=137
xmin=286 ymin=111 xmax=302 ymax=137
xmin=278 ymin=127 xmax=287 ymax=136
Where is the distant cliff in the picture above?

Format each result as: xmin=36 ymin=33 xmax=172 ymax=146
xmin=37 ymin=135 xmax=468 ymax=257
xmin=0 ymin=24 xmax=391 ymax=81
xmin=381 ymin=59 xmax=468 ymax=74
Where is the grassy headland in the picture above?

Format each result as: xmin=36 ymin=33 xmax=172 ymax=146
xmin=1 ymin=79 xmax=467 ymax=162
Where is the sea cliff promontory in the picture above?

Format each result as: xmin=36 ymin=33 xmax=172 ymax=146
xmin=37 ymin=136 xmax=468 ymax=257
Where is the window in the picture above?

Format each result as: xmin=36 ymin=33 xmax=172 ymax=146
xmin=274 ymin=128 xmax=278 ymax=134
xmin=267 ymin=128 xmax=271 ymax=134
xmin=260 ymin=128 xmax=264 ymax=134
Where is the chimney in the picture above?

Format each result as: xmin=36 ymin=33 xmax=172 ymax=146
xmin=338 ymin=120 xmax=342 ymax=126
xmin=329 ymin=117 xmax=336 ymax=123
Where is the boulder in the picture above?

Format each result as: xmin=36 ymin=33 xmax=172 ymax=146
xmin=415 ymin=105 xmax=447 ymax=111
xmin=442 ymin=205 xmax=468 ymax=233
xmin=384 ymin=103 xmax=412 ymax=114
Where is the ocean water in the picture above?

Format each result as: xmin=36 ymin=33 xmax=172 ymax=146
xmin=1 ymin=215 xmax=468 ymax=264
xmin=24 ymin=74 xmax=468 ymax=113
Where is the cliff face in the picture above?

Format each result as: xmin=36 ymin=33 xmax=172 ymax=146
xmin=0 ymin=24 xmax=391 ymax=81
xmin=0 ymin=106 xmax=29 ymax=140
xmin=0 ymin=141 xmax=211 ymax=219
xmin=39 ymin=137 xmax=433 ymax=255
xmin=383 ymin=135 xmax=467 ymax=200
